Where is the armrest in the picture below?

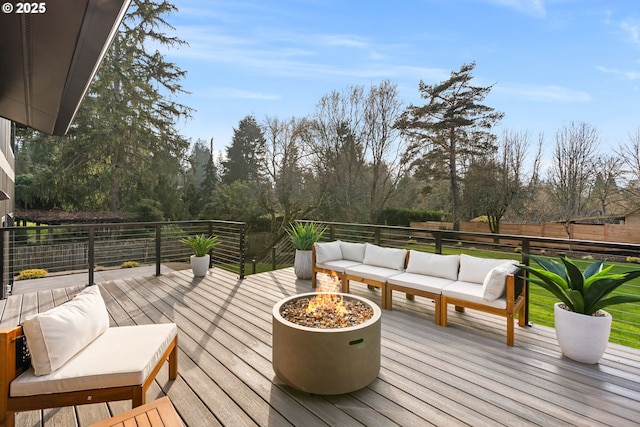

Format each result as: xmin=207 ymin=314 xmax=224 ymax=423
xmin=0 ymin=326 xmax=28 ymax=400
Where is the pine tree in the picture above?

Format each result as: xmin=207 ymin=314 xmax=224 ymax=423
xmin=396 ymin=62 xmax=504 ymax=230
xmin=221 ymin=116 xmax=266 ymax=184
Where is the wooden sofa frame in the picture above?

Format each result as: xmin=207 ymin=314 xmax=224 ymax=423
xmin=0 ymin=325 xmax=178 ymax=427
xmin=441 ymin=272 xmax=527 ymax=346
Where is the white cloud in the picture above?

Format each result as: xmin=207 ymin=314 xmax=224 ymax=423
xmin=196 ymin=87 xmax=281 ymax=101
xmin=497 ymin=84 xmax=590 ymax=102
xmin=596 ymin=65 xmax=640 ymax=80
xmin=621 ymin=18 xmax=640 ymax=46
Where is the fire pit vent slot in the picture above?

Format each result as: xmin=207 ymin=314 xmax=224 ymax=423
xmin=349 ymin=338 xmax=364 ymax=345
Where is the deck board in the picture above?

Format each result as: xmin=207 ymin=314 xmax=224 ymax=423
xmin=2 ymin=267 xmax=640 ymax=426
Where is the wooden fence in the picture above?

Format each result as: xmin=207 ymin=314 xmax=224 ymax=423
xmin=411 ymin=221 xmax=640 ymax=245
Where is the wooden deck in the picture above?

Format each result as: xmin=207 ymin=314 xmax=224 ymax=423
xmin=1 ymin=267 xmax=640 ymax=426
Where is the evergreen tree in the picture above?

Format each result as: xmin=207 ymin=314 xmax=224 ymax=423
xmin=396 ymin=62 xmax=504 ymax=230
xmin=221 ymin=116 xmax=266 ymax=184
xmin=15 ymin=0 xmax=191 ymax=217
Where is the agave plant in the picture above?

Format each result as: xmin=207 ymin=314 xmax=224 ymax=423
xmin=520 ymin=254 xmax=640 ymax=315
xmin=180 ymin=234 xmax=220 ymax=257
xmin=287 ymin=222 xmax=325 ymax=251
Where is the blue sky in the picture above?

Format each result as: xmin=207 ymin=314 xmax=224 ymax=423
xmin=162 ymin=0 xmax=640 ymax=155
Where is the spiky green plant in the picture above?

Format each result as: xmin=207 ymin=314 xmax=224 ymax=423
xmin=180 ymin=234 xmax=220 ymax=257
xmin=520 ymin=254 xmax=640 ymax=315
xmin=287 ymin=222 xmax=325 ymax=250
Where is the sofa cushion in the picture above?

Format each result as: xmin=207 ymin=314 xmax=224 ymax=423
xmin=442 ymin=281 xmax=506 ymax=309
xmin=363 ymin=243 xmax=406 ymax=270
xmin=387 ymin=272 xmax=455 ymax=294
xmin=482 ymin=262 xmax=520 ymax=301
xmin=346 ymin=264 xmax=404 ymax=283
xmin=405 ymin=250 xmax=459 ymax=280
xmin=11 ymin=323 xmax=178 ymax=397
xmin=315 ymin=241 xmax=343 ymax=264
xmin=22 ymin=286 xmax=109 ymax=376
xmin=316 ymin=259 xmax=362 ymax=273
xmin=458 ymin=254 xmax=514 ymax=285
xmin=340 ymin=241 xmax=366 ymax=262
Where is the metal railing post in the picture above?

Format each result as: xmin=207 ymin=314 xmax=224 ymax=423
xmin=521 ymin=238 xmax=531 ymax=326
xmin=88 ymin=226 xmax=95 ymax=286
xmin=155 ymin=223 xmax=162 ymax=276
xmin=239 ymin=223 xmax=246 ymax=279
xmin=433 ymin=231 xmax=443 ymax=254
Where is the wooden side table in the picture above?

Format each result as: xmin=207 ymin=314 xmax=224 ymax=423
xmin=90 ymin=396 xmax=183 ymax=427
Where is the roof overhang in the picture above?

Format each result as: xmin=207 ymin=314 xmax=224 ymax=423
xmin=0 ymin=0 xmax=132 ymax=136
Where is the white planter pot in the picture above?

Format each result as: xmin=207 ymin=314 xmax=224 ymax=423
xmin=293 ymin=249 xmax=312 ymax=279
xmin=190 ymin=254 xmax=210 ymax=277
xmin=554 ymin=302 xmax=612 ymax=364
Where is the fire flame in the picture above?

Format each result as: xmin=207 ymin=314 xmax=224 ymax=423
xmin=307 ymin=272 xmax=348 ymax=316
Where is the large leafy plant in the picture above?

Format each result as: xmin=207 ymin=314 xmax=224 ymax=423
xmin=180 ymin=234 xmax=220 ymax=257
xmin=520 ymin=254 xmax=640 ymax=315
xmin=287 ymin=222 xmax=325 ymax=250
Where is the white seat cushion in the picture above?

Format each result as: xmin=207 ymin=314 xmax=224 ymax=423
xmin=458 ymin=255 xmax=515 ymax=285
xmin=22 ymin=286 xmax=109 ymax=376
xmin=482 ymin=262 xmax=521 ymax=301
xmin=362 ymin=243 xmax=406 ymax=270
xmin=442 ymin=281 xmax=506 ymax=309
xmin=387 ymin=272 xmax=455 ymax=294
xmin=316 ymin=259 xmax=362 ymax=273
xmin=340 ymin=241 xmax=366 ymax=262
xmin=11 ymin=323 xmax=177 ymax=397
xmin=346 ymin=264 xmax=404 ymax=283
xmin=405 ymin=250 xmax=459 ymax=281
xmin=315 ymin=241 xmax=343 ymax=264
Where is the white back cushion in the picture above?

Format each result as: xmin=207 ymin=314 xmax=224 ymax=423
xmin=23 ymin=286 xmax=109 ymax=376
xmin=458 ymin=254 xmax=516 ymax=284
xmin=340 ymin=241 xmax=366 ymax=262
xmin=405 ymin=250 xmax=459 ymax=280
xmin=314 ymin=241 xmax=343 ymax=264
xmin=483 ymin=262 xmax=521 ymax=301
xmin=363 ymin=243 xmax=406 ymax=270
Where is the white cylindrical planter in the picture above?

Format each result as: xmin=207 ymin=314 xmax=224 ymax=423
xmin=190 ymin=254 xmax=210 ymax=277
xmin=554 ymin=302 xmax=612 ymax=364
xmin=294 ymin=249 xmax=312 ymax=279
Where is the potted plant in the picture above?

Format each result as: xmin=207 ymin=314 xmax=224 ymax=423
xmin=520 ymin=254 xmax=640 ymax=363
xmin=180 ymin=234 xmax=220 ymax=277
xmin=287 ymin=222 xmax=325 ymax=279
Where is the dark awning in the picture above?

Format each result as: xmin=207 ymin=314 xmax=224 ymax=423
xmin=0 ymin=0 xmax=131 ymax=136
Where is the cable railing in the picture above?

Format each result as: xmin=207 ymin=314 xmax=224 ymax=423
xmin=1 ymin=220 xmax=246 ymax=298
xmin=3 ymin=218 xmax=640 ymax=349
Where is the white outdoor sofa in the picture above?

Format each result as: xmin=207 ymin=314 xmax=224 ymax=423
xmin=312 ymin=241 xmax=527 ymax=346
xmin=0 ymin=286 xmax=178 ymax=427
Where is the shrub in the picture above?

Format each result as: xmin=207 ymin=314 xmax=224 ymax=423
xmin=16 ymin=269 xmax=48 ymax=280
xmin=121 ymin=261 xmax=140 ymax=269
xmin=627 ymin=256 xmax=640 ymax=264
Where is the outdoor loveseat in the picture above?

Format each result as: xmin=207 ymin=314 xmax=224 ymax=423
xmin=0 ymin=286 xmax=178 ymax=427
xmin=312 ymin=241 xmax=527 ymax=346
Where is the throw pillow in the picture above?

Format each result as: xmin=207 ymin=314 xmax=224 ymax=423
xmin=22 ymin=285 xmax=110 ymax=376
xmin=482 ymin=262 xmax=521 ymax=301
xmin=458 ymin=254 xmax=516 ymax=284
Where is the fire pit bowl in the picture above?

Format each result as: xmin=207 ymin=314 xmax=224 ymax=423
xmin=272 ymin=292 xmax=381 ymax=395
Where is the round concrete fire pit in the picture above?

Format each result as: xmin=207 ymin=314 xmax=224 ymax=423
xmin=272 ymin=292 xmax=381 ymax=395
